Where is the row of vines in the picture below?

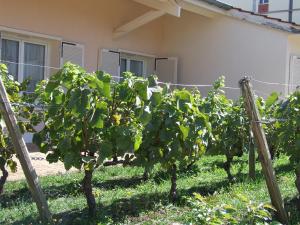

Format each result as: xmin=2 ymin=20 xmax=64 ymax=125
xmin=0 ymin=63 xmax=299 ymax=218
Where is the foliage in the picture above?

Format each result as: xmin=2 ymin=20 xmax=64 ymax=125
xmin=32 ymin=64 xmax=160 ymax=215
xmin=274 ymin=90 xmax=300 ymax=196
xmin=188 ymin=193 xmax=280 ymax=225
xmin=135 ymin=85 xmax=211 ymax=201
xmin=0 ymin=64 xmax=31 ymax=194
xmin=256 ymin=92 xmax=282 ymax=159
xmin=32 ymin=63 xmax=115 ymax=215
xmin=203 ymin=76 xmax=250 ymax=180
xmin=256 ymin=89 xmax=300 ymax=197
xmin=99 ymin=72 xmax=157 ymax=164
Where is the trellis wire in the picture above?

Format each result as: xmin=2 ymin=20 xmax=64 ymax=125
xmin=0 ymin=60 xmax=61 ymax=70
xmin=251 ymin=77 xmax=299 ymax=87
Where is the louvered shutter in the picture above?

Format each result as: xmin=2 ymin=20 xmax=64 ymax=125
xmin=290 ymin=56 xmax=300 ymax=92
xmin=155 ymin=57 xmax=178 ymax=83
xmin=99 ymin=49 xmax=120 ymax=79
xmin=61 ymin=42 xmax=84 ymax=67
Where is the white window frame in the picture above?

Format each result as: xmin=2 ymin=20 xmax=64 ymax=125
xmin=259 ymin=0 xmax=269 ymax=4
xmin=0 ymin=33 xmax=49 ymax=83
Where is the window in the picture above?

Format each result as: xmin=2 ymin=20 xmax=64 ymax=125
xmin=1 ymin=39 xmax=19 ymax=81
xmin=258 ymin=0 xmax=269 ymax=13
xmin=1 ymin=38 xmax=46 ymax=91
xmin=259 ymin=0 xmax=268 ymax=4
xmin=120 ymin=58 xmax=144 ymax=76
xmin=23 ymin=43 xmax=45 ymax=91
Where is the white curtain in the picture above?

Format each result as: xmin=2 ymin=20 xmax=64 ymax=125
xmin=1 ymin=39 xmax=19 ymax=80
xmin=23 ymin=42 xmax=45 ymax=91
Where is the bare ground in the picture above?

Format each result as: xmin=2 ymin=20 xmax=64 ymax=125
xmin=7 ymin=152 xmax=78 ymax=181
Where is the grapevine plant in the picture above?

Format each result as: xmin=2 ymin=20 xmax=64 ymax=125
xmin=256 ymin=92 xmax=282 ymax=159
xmin=203 ymin=77 xmax=250 ymax=180
xmin=0 ymin=64 xmax=32 ymax=194
xmin=275 ymin=90 xmax=300 ymax=197
xmin=33 ymin=64 xmax=157 ymax=215
xmin=135 ymin=86 xmax=211 ymax=202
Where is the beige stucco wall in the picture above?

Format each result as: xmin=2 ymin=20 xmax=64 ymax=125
xmin=161 ymin=11 xmax=290 ymax=97
xmin=0 ymin=0 xmax=164 ymax=72
xmin=1 ymin=0 xmax=297 ymax=98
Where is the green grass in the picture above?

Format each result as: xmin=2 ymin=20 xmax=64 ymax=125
xmin=0 ymin=155 xmax=299 ymax=225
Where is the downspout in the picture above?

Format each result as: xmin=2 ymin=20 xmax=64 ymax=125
xmin=289 ymin=0 xmax=293 ymax=23
xmin=252 ymin=0 xmax=257 ymax=12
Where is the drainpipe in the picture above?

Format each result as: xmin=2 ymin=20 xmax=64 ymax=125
xmin=289 ymin=0 xmax=293 ymax=23
xmin=252 ymin=0 xmax=257 ymax=12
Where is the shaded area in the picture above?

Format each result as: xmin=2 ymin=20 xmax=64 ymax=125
xmin=8 ymin=178 xmax=231 ymax=225
xmin=1 ymin=158 xmax=299 ymax=225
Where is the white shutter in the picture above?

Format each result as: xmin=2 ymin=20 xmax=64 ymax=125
xmin=99 ymin=49 xmax=120 ymax=79
xmin=290 ymin=56 xmax=300 ymax=92
xmin=155 ymin=57 xmax=178 ymax=83
xmin=61 ymin=42 xmax=84 ymax=67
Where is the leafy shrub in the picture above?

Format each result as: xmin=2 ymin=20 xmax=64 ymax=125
xmin=33 ymin=64 xmax=159 ymax=215
xmin=203 ymin=77 xmax=250 ymax=180
xmin=188 ymin=193 xmax=280 ymax=225
xmin=0 ymin=64 xmax=32 ymax=194
xmin=256 ymin=92 xmax=282 ymax=159
xmin=274 ymin=90 xmax=300 ymax=196
xmin=135 ymin=86 xmax=211 ymax=202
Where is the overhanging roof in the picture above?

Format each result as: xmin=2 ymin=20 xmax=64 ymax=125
xmin=198 ymin=0 xmax=300 ymax=33
xmin=116 ymin=0 xmax=300 ymax=39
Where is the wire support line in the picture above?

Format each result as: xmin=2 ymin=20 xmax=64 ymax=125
xmin=253 ymin=118 xmax=288 ymax=124
xmin=0 ymin=60 xmax=61 ymax=70
xmin=157 ymin=81 xmax=213 ymax=88
xmin=108 ymin=77 xmax=241 ymax=90
xmin=156 ymin=81 xmax=241 ymax=90
xmin=251 ymin=78 xmax=299 ymax=87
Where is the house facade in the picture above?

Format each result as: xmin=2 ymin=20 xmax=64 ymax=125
xmin=222 ymin=0 xmax=300 ymax=24
xmin=0 ymin=0 xmax=300 ymax=101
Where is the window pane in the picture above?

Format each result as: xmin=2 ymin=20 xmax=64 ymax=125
xmin=130 ymin=60 xmax=143 ymax=76
xmin=1 ymin=39 xmax=19 ymax=80
xmin=23 ymin=43 xmax=45 ymax=91
xmin=120 ymin=58 xmax=127 ymax=76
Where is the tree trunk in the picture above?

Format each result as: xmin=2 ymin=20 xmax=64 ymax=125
xmin=269 ymin=145 xmax=276 ymax=160
xmin=249 ymin=133 xmax=256 ymax=180
xmin=224 ymin=154 xmax=233 ymax=181
xmin=143 ymin=169 xmax=149 ymax=181
xmin=82 ymin=169 xmax=96 ymax=217
xmin=295 ymin=169 xmax=300 ymax=197
xmin=0 ymin=163 xmax=8 ymax=195
xmin=113 ymin=154 xmax=118 ymax=163
xmin=169 ymin=164 xmax=177 ymax=203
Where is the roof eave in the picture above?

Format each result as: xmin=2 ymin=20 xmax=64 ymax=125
xmin=184 ymin=0 xmax=300 ymax=34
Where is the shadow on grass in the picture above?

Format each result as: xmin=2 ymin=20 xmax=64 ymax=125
xmin=9 ymin=177 xmax=231 ymax=225
xmin=1 ymin=159 xmax=294 ymax=208
xmin=3 ymin=159 xmax=298 ymax=225
xmin=0 ymin=176 xmax=145 ymax=208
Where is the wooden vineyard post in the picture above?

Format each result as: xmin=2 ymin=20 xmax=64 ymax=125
xmin=248 ymin=130 xmax=256 ymax=179
xmin=239 ymin=77 xmax=289 ymax=224
xmin=0 ymin=77 xmax=51 ymax=222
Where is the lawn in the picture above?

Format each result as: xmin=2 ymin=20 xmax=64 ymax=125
xmin=0 ymin=155 xmax=299 ymax=225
